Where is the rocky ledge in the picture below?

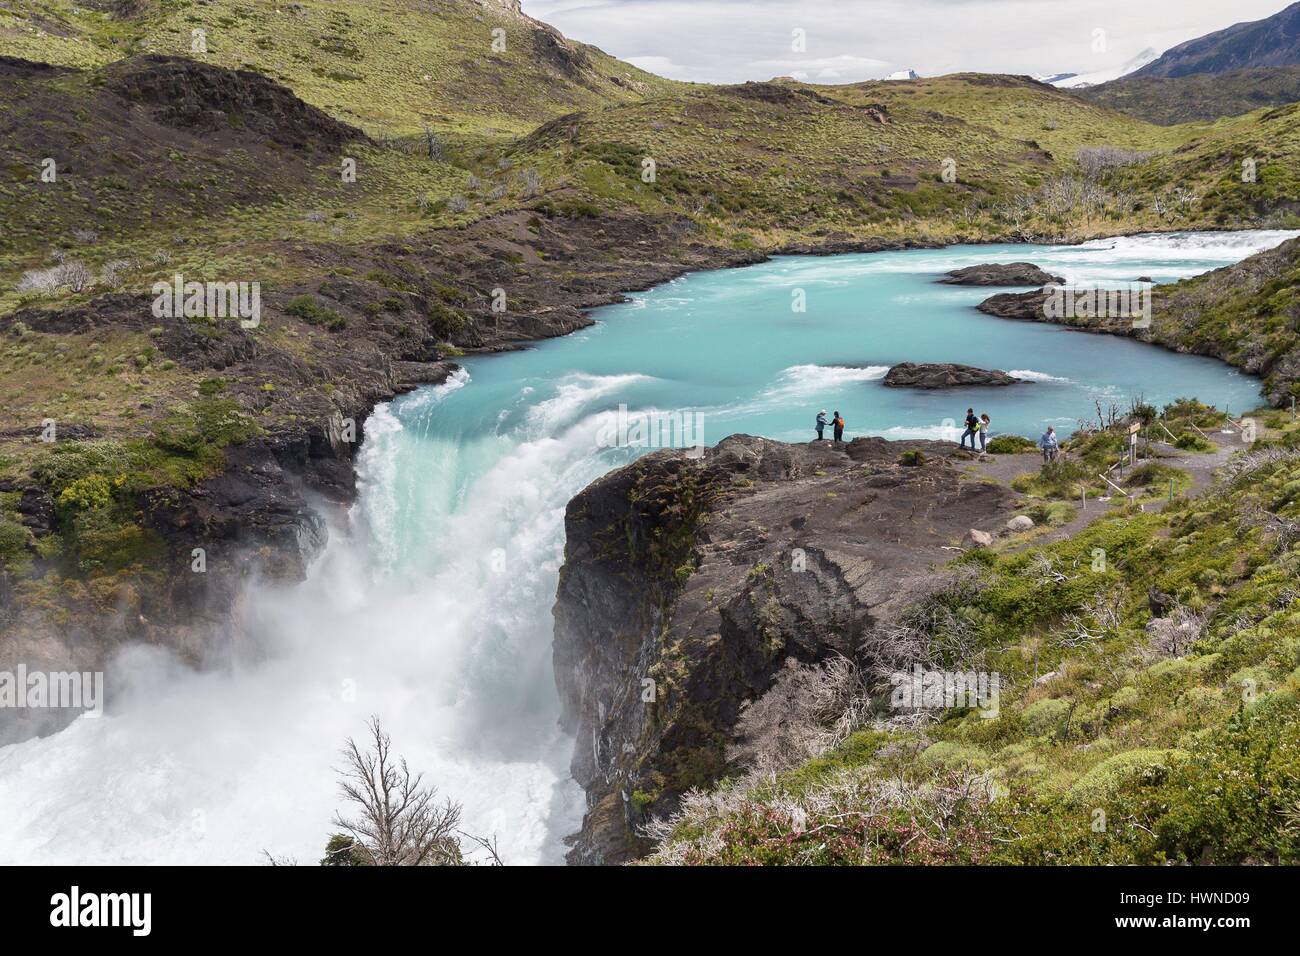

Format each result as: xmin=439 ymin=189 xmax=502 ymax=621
xmin=552 ymin=434 xmax=1021 ymax=864
xmin=940 ymin=262 xmax=1063 ymax=286
xmin=882 ymin=362 xmax=1030 ymax=388
xmin=976 ymin=287 xmax=1057 ymax=322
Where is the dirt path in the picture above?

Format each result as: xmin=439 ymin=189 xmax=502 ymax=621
xmin=957 ymin=425 xmax=1246 ymax=551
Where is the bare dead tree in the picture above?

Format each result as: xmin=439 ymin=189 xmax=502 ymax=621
xmin=1029 ymin=552 xmax=1069 ymax=586
xmin=518 ymin=167 xmax=542 ymax=197
xmin=421 ymin=124 xmax=442 ymax=161
xmin=1143 ymin=603 xmax=1207 ymax=661
xmin=333 ymin=716 xmax=464 ymax=866
xmin=459 ymin=831 xmax=505 ymax=866
xmin=1057 ymin=593 xmax=1124 ymax=649
xmin=1074 ymin=146 xmax=1152 ymax=181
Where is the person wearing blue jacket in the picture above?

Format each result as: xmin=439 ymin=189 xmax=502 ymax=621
xmin=1038 ymin=426 xmax=1060 ymax=463
xmin=815 ymin=409 xmax=829 ymax=441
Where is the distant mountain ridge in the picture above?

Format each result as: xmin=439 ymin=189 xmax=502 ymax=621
xmin=1078 ymin=65 xmax=1300 ymax=124
xmin=1133 ymin=1 xmax=1300 ymax=78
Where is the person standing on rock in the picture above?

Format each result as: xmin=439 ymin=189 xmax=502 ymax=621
xmin=961 ymin=408 xmax=979 ymax=449
xmin=815 ymin=409 xmax=829 ymax=441
xmin=832 ymin=410 xmax=845 ymax=443
xmin=1039 ymin=426 xmax=1060 ymax=463
xmin=978 ymin=413 xmax=991 ymax=452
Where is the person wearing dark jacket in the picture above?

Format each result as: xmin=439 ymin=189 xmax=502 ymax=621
xmin=960 ymin=408 xmax=979 ymax=449
xmin=832 ymin=411 xmax=845 ymax=443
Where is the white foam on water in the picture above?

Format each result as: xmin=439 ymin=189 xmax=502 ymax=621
xmin=0 ymin=374 xmax=588 ymax=866
xmin=776 ymin=363 xmax=891 ymax=389
xmin=1068 ymin=230 xmax=1299 ymax=260
xmin=1008 ymin=369 xmax=1073 ymax=383
xmin=524 ymin=371 xmax=653 ymax=438
xmin=874 ymin=422 xmax=966 ymax=442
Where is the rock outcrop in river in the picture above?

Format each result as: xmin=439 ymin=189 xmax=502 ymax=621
xmin=883 ymin=363 xmax=1029 ymax=388
xmin=552 ymin=435 xmax=1020 ymax=863
xmin=940 ymin=262 xmax=1064 ymax=286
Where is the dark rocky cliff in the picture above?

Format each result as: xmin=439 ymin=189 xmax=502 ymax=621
xmin=552 ymin=435 xmax=1020 ymax=864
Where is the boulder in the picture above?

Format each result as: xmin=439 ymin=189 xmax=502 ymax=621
xmin=976 ymin=288 xmax=1053 ymax=321
xmin=882 ymin=362 xmax=1029 ymax=389
xmin=964 ymin=528 xmax=995 ymax=548
xmin=1006 ymin=514 xmax=1035 ymax=532
xmin=940 ymin=262 xmax=1064 ymax=286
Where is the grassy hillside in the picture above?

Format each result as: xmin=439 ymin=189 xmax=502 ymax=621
xmin=0 ymin=0 xmax=677 ymax=135
xmin=502 ymin=74 xmax=1300 ymax=246
xmin=1079 ymin=67 xmax=1300 ymax=125
xmin=646 ymin=413 xmax=1300 ymax=865
xmin=1152 ymin=237 xmax=1300 ymax=404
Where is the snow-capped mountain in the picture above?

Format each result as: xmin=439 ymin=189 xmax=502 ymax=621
xmin=1033 ymin=71 xmax=1078 ymax=85
xmin=1043 ymin=47 xmax=1160 ymax=89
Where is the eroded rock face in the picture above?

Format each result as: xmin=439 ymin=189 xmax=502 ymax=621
xmin=552 ymin=435 xmax=1019 ymax=863
xmin=940 ymin=263 xmax=1063 ymax=286
xmin=882 ymin=362 xmax=1029 ymax=389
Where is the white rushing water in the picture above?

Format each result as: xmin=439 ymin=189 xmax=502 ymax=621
xmin=0 ymin=371 xmax=590 ymax=865
xmin=0 ymin=230 xmax=1292 ymax=864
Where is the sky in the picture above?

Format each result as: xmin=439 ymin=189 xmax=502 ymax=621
xmin=520 ymin=0 xmax=1294 ymax=84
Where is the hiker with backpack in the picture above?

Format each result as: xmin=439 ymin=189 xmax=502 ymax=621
xmin=960 ymin=408 xmax=979 ymax=449
xmin=832 ymin=410 xmax=845 ymax=443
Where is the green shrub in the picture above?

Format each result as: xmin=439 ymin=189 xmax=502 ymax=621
xmin=1023 ymin=697 xmax=1071 ymax=737
xmin=1019 ymin=501 xmax=1076 ymax=527
xmin=987 ymin=434 xmax=1035 ymax=454
xmin=57 ymin=474 xmax=115 ymax=514
xmin=919 ymin=741 xmax=990 ymax=770
xmin=897 ymin=449 xmax=926 ymax=466
xmin=1124 ymin=461 xmax=1184 ymax=488
xmin=1011 ymin=458 xmax=1091 ymax=499
xmin=283 ymin=295 xmax=347 ymax=331
xmin=0 ymin=515 xmax=31 ymax=560
xmin=1064 ymin=748 xmax=1188 ymax=806
xmin=1174 ymin=432 xmax=1214 ymax=452
xmin=1151 ymin=700 xmax=1300 ymax=863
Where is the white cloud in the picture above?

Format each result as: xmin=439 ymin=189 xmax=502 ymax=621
xmin=522 ymin=0 xmax=1294 ymax=84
